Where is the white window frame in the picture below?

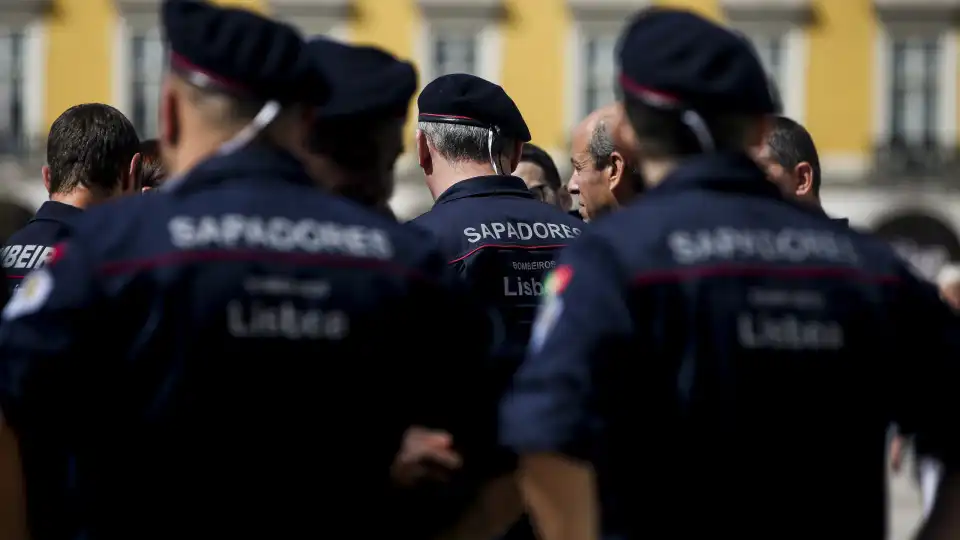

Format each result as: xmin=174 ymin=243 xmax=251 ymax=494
xmin=721 ymin=0 xmax=811 ymax=123
xmin=565 ymin=0 xmax=644 ymax=133
xmin=415 ymin=0 xmax=503 ymax=85
xmin=113 ymin=0 xmax=163 ymax=138
xmin=872 ymin=1 xmax=959 ymax=150
xmin=267 ymin=0 xmax=352 ymax=42
xmin=0 ymin=3 xmax=46 ymax=156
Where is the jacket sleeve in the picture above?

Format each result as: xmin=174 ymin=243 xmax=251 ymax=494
xmin=500 ymin=235 xmax=633 ymax=463
xmin=0 ymin=240 xmax=103 ymax=434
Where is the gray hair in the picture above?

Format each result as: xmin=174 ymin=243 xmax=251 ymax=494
xmin=418 ymin=121 xmax=517 ymax=164
xmin=587 ymin=120 xmax=615 ymax=169
xmin=586 ymin=118 xmax=644 ymax=188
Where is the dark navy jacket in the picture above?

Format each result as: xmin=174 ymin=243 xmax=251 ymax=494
xmin=0 ymin=145 xmax=493 ymax=540
xmin=501 ymin=153 xmax=960 ymax=539
xmin=2 ymin=201 xmax=82 ymax=293
xmin=413 ymin=175 xmax=584 ymax=361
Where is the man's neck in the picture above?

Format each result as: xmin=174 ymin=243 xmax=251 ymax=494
xmin=168 ymin=130 xmax=242 ymax=178
xmin=640 ymin=159 xmax=678 ymax=190
xmin=426 ymin=160 xmax=498 ymax=200
xmin=802 ymin=195 xmax=823 ymax=210
xmin=49 ymin=188 xmax=101 ymax=210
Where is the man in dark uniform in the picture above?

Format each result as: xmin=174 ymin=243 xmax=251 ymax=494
xmin=1 ymin=103 xmax=140 ymax=292
xmin=412 ymin=74 xmax=584 ymax=362
xmin=502 ymin=8 xmax=960 ymax=540
xmin=300 ymin=37 xmax=417 ymax=219
xmin=410 ymin=73 xmax=583 ymax=540
xmin=752 ymin=114 xmax=850 ymax=226
xmin=0 ymin=1 xmax=498 ymax=539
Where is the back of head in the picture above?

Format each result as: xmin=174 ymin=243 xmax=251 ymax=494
xmin=158 ymin=0 xmax=327 ymax=176
xmin=616 ymin=8 xmax=776 ymax=162
xmin=416 ymin=73 xmax=531 ymax=177
xmin=46 ymin=103 xmax=140 ymax=197
xmin=763 ymin=115 xmax=821 ymax=196
xmin=301 ymin=37 xmax=417 ymax=208
xmin=137 ymin=139 xmax=168 ymax=189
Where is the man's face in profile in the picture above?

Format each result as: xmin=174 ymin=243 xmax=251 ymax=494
xmin=515 ymin=161 xmax=566 ymax=208
xmin=752 ymin=143 xmax=796 ymax=198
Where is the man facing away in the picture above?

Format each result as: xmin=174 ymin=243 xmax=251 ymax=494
xmin=1 ymin=103 xmax=140 ymax=292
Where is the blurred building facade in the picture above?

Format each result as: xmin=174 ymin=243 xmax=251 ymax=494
xmin=1 ymin=0 xmax=959 ymax=276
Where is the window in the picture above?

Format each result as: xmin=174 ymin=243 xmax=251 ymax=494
xmin=582 ymin=33 xmax=617 ymax=116
xmin=130 ymin=27 xmax=164 ymax=138
xmin=430 ymin=32 xmax=478 ymax=77
xmin=0 ymin=29 xmax=25 ymax=155
xmin=889 ymin=36 xmax=940 ymax=146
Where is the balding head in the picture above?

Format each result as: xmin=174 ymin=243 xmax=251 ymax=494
xmin=567 ymin=103 xmax=643 ymax=221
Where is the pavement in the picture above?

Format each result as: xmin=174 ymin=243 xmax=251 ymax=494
xmin=888 ymin=450 xmax=924 ymax=540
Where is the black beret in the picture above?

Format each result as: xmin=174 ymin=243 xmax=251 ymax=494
xmin=617 ymin=8 xmax=776 ymax=115
xmin=417 ymin=73 xmax=531 ymax=142
xmin=162 ymin=0 xmax=325 ymax=104
xmin=306 ymin=37 xmax=418 ymax=120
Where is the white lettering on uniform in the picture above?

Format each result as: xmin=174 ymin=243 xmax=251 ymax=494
xmin=667 ymin=227 xmax=859 ymax=265
xmin=168 ymin=215 xmax=393 ymax=259
xmin=503 ymin=276 xmax=544 ymax=297
xmin=227 ymin=300 xmax=350 ymax=340
xmin=464 ymin=222 xmax=581 ymax=243
xmin=1 ymin=245 xmax=55 ymax=271
xmin=736 ymin=313 xmax=844 ymax=350
xmin=511 ymin=260 xmax=556 ymax=272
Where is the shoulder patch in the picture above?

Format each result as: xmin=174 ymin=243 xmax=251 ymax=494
xmin=3 ymin=269 xmax=54 ymax=321
xmin=545 ymin=264 xmax=573 ymax=296
xmin=529 ymin=294 xmax=564 ymax=354
xmin=48 ymin=243 xmax=66 ymax=267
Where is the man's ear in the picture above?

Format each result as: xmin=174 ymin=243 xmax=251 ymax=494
xmin=794 ymin=161 xmax=814 ymax=197
xmin=508 ymin=141 xmax=525 ymax=173
xmin=127 ymin=152 xmax=142 ymax=193
xmin=416 ymin=129 xmax=432 ymax=175
xmin=41 ymin=165 xmax=51 ymax=194
xmin=607 ymin=151 xmax=626 ymax=191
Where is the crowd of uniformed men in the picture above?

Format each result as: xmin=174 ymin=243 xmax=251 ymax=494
xmin=0 ymin=1 xmax=957 ymax=539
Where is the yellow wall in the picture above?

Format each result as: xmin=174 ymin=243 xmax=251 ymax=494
xmin=45 ymin=0 xmax=268 ymax=129
xmin=805 ymin=0 xmax=874 ymax=156
xmin=45 ymin=0 xmax=114 ymax=128
xmin=656 ymin=0 xmax=721 ymax=20
xmin=36 ymin=0 xmax=955 ymax=164
xmin=500 ymin=0 xmax=568 ymax=150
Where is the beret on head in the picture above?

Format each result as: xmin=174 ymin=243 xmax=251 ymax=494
xmin=417 ymin=73 xmax=531 ymax=142
xmin=617 ymin=7 xmax=775 ymax=116
xmin=306 ymin=37 xmax=418 ymax=120
xmin=162 ymin=0 xmax=326 ymax=104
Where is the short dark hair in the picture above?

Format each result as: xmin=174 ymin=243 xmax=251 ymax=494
xmin=621 ymin=97 xmax=755 ymax=159
xmin=137 ymin=139 xmax=167 ymax=189
xmin=46 ymin=103 xmax=140 ymax=195
xmin=519 ymin=143 xmax=562 ymax=190
xmin=764 ymin=115 xmax=822 ymax=195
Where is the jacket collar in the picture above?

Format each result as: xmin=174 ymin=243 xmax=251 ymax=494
xmin=648 ymin=152 xmax=783 ymax=199
xmin=164 ymin=144 xmax=315 ymax=195
xmin=435 ymin=175 xmax=534 ymax=205
xmin=30 ymin=200 xmax=83 ymax=224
